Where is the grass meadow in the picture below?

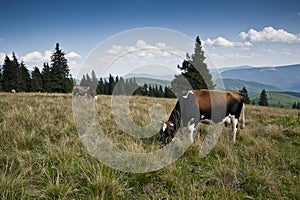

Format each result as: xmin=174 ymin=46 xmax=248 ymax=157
xmin=0 ymin=93 xmax=299 ymax=199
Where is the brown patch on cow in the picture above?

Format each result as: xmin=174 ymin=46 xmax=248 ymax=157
xmin=165 ymin=121 xmax=174 ymax=129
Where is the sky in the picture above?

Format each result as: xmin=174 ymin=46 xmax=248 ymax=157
xmin=0 ymin=0 xmax=300 ymax=78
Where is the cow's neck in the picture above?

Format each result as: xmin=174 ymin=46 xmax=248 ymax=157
xmin=168 ymin=101 xmax=181 ymax=131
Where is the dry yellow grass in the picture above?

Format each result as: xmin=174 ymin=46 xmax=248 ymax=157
xmin=0 ymin=93 xmax=299 ymax=199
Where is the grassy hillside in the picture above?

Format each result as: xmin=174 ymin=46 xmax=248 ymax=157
xmin=0 ymin=93 xmax=299 ymax=199
xmin=251 ymin=91 xmax=300 ymax=108
xmin=222 ymin=79 xmax=281 ymax=97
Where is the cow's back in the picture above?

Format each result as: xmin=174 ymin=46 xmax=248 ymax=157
xmin=192 ymin=90 xmax=243 ymax=122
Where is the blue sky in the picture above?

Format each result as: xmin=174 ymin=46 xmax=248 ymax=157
xmin=0 ymin=0 xmax=300 ymax=77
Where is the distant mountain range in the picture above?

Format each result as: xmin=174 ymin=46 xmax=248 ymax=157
xmin=221 ymin=64 xmax=300 ymax=92
xmin=118 ymin=63 xmax=300 ymax=107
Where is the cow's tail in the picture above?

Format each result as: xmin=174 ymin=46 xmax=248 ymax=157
xmin=240 ymin=103 xmax=245 ymax=129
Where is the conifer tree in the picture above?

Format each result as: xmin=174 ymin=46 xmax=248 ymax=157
xmin=17 ymin=62 xmax=31 ymax=92
xmin=2 ymin=54 xmax=19 ymax=92
xmin=258 ymin=89 xmax=268 ymax=106
xmin=42 ymin=63 xmax=52 ymax=92
xmin=50 ymin=43 xmax=73 ymax=93
xmin=80 ymin=74 xmax=87 ymax=86
xmin=91 ymin=70 xmax=98 ymax=91
xmin=141 ymin=84 xmax=148 ymax=96
xmin=108 ymin=74 xmax=115 ymax=95
xmin=96 ymin=77 xmax=104 ymax=94
xmin=164 ymin=86 xmax=176 ymax=98
xmin=171 ymin=36 xmax=214 ymax=95
xmin=292 ymin=102 xmax=297 ymax=109
xmin=31 ymin=67 xmax=43 ymax=92
xmin=240 ymin=86 xmax=250 ymax=104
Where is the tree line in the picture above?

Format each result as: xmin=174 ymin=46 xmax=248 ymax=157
xmin=0 ymin=43 xmax=73 ymax=93
xmin=80 ymin=71 xmax=176 ymax=98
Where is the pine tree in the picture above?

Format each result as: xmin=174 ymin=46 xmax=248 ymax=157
xmin=171 ymin=36 xmax=214 ymax=95
xmin=50 ymin=43 xmax=73 ymax=93
xmin=292 ymin=102 xmax=297 ymax=109
xmin=158 ymin=85 xmax=164 ymax=98
xmin=80 ymin=74 xmax=87 ymax=86
xmin=164 ymin=86 xmax=176 ymax=98
xmin=17 ymin=62 xmax=31 ymax=92
xmin=108 ymin=74 xmax=115 ymax=95
xmin=258 ymin=89 xmax=268 ymax=106
xmin=2 ymin=54 xmax=19 ymax=92
xmin=141 ymin=84 xmax=148 ymax=96
xmin=239 ymin=86 xmax=250 ymax=104
xmin=42 ymin=63 xmax=52 ymax=92
xmin=91 ymin=70 xmax=98 ymax=91
xmin=113 ymin=76 xmax=126 ymax=95
xmin=96 ymin=77 xmax=104 ymax=94
xmin=31 ymin=67 xmax=43 ymax=92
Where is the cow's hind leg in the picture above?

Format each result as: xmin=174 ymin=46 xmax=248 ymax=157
xmin=188 ymin=123 xmax=196 ymax=143
xmin=231 ymin=116 xmax=238 ymax=143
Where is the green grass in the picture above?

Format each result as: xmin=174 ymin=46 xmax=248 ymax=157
xmin=251 ymin=91 xmax=300 ymax=108
xmin=0 ymin=93 xmax=299 ymax=199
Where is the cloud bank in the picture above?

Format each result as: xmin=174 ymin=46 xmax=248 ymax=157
xmin=239 ymin=26 xmax=300 ymax=43
xmin=204 ymin=37 xmax=252 ymax=47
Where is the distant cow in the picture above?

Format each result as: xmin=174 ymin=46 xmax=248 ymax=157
xmin=11 ymin=89 xmax=16 ymax=93
xmin=159 ymin=90 xmax=245 ymax=146
xmin=72 ymin=86 xmax=95 ymax=98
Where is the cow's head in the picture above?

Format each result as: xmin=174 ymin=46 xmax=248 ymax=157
xmin=159 ymin=121 xmax=176 ymax=147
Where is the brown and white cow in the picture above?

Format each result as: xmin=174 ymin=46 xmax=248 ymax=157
xmin=159 ymin=89 xmax=245 ymax=146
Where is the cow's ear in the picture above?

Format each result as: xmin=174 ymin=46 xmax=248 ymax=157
xmin=162 ymin=123 xmax=167 ymax=132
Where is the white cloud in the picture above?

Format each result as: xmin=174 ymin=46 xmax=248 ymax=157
xmin=135 ymin=40 xmax=148 ymax=48
xmin=155 ymin=42 xmax=167 ymax=48
xmin=92 ymin=40 xmax=187 ymax=77
xmin=239 ymin=26 xmax=300 ymax=43
xmin=21 ymin=50 xmax=52 ymax=63
xmin=107 ymin=45 xmax=124 ymax=55
xmin=66 ymin=51 xmax=81 ymax=59
xmin=21 ymin=51 xmax=44 ymax=63
xmin=204 ymin=37 xmax=252 ymax=48
xmin=0 ymin=52 xmax=6 ymax=64
xmin=21 ymin=50 xmax=81 ymax=64
xmin=105 ymin=40 xmax=185 ymax=59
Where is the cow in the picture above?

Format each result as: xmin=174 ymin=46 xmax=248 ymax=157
xmin=72 ymin=86 xmax=95 ymax=98
xmin=11 ymin=89 xmax=16 ymax=93
xmin=159 ymin=89 xmax=245 ymax=146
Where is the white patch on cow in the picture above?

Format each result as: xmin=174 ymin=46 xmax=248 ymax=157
xmin=169 ymin=122 xmax=174 ymax=127
xmin=188 ymin=123 xmax=196 ymax=143
xmin=182 ymin=90 xmax=194 ymax=98
xmin=162 ymin=123 xmax=167 ymax=132
xmin=222 ymin=115 xmax=232 ymax=126
xmin=232 ymin=117 xmax=238 ymax=143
